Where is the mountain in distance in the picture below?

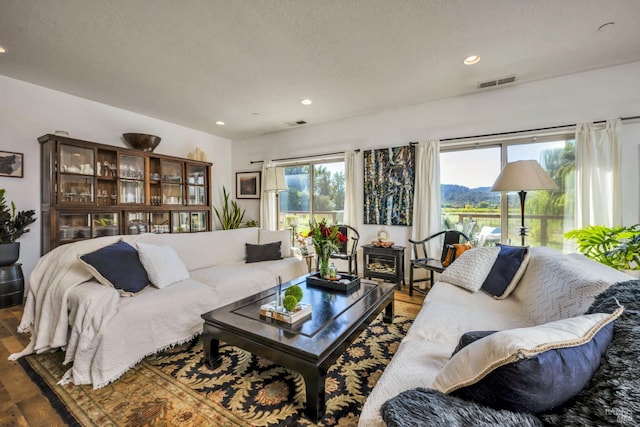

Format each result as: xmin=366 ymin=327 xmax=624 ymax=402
xmin=441 ymin=184 xmax=500 ymax=208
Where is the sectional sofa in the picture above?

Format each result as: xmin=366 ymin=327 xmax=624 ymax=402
xmin=10 ymin=228 xmax=307 ymax=389
xmin=359 ymin=246 xmax=637 ymax=426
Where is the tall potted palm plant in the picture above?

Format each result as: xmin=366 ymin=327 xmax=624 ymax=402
xmin=0 ymin=189 xmax=37 ymax=266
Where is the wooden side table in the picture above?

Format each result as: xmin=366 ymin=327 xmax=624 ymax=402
xmin=362 ymin=245 xmax=405 ymax=290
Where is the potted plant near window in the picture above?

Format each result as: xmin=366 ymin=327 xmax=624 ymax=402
xmin=213 ymin=186 xmax=245 ymax=230
xmin=0 ymin=189 xmax=37 ymax=266
xmin=565 ymin=224 xmax=640 ymax=278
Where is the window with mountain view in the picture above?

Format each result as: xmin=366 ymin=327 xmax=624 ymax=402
xmin=440 ymin=136 xmax=575 ymax=250
xmin=278 ymin=161 xmax=345 ymax=235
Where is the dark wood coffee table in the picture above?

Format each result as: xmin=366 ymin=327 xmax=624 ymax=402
xmin=201 ymin=276 xmax=395 ymax=422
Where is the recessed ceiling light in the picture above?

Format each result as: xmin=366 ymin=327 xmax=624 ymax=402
xmin=300 ymin=98 xmax=312 ymax=105
xmin=215 ymin=121 xmax=225 ymax=126
xmin=0 ymin=46 xmax=6 ymax=54
xmin=463 ymin=55 xmax=481 ymax=65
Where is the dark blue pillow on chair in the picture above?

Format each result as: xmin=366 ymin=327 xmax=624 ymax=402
xmin=78 ymin=240 xmax=150 ymax=294
xmin=482 ymin=244 xmax=529 ymax=299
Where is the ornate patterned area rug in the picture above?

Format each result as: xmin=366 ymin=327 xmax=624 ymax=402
xmin=19 ymin=301 xmax=417 ymax=426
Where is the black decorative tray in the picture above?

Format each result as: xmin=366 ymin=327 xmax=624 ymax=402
xmin=306 ymin=272 xmax=361 ymax=292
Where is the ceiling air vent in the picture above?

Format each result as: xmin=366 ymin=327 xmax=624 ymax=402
xmin=285 ymin=120 xmax=307 ymax=127
xmin=477 ymin=75 xmax=516 ymax=90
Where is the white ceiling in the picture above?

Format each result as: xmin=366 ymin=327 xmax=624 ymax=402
xmin=1 ymin=0 xmax=640 ymax=140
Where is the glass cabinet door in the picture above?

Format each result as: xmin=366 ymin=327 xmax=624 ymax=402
xmin=59 ymin=175 xmax=94 ymax=204
xmin=92 ymin=213 xmax=120 ymax=237
xmin=162 ymin=160 xmax=183 ymax=205
xmin=162 ymin=183 xmax=183 ymax=205
xmin=150 ymin=212 xmax=170 ymax=233
xmin=58 ymin=144 xmax=95 ymax=204
xmin=190 ymin=212 xmax=208 ymax=232
xmin=59 ymin=144 xmax=94 ymax=175
xmin=58 ymin=213 xmax=91 ymax=242
xmin=119 ymin=154 xmax=145 ymax=204
xmin=187 ymin=164 xmax=206 ymax=206
xmin=125 ymin=212 xmax=149 ymax=234
xmin=172 ymin=212 xmax=190 ymax=232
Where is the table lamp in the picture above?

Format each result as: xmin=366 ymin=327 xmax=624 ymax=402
xmin=491 ymin=160 xmax=558 ymax=246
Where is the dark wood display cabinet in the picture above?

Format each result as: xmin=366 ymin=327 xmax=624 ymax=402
xmin=362 ymin=244 xmax=406 ymax=290
xmin=39 ymin=134 xmax=212 ymax=254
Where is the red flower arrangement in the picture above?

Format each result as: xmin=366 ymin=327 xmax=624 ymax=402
xmin=307 ymin=219 xmax=348 ymax=276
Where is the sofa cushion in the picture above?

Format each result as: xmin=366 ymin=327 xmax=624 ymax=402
xmin=510 ymin=246 xmax=631 ymax=325
xmin=78 ymin=240 xmax=150 ymax=295
xmin=482 ymin=245 xmax=530 ymax=299
xmin=381 ymin=387 xmax=543 ymax=427
xmin=433 ymin=309 xmax=622 ymax=413
xmin=440 ymin=247 xmax=500 ymax=292
xmin=246 ymin=241 xmax=282 ymax=263
xmin=259 ymin=229 xmax=292 ymax=257
xmin=136 ymin=242 xmax=190 ymax=288
xmin=138 ymin=228 xmax=260 ymax=271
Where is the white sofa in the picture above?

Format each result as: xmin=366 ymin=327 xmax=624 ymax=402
xmin=11 ymin=228 xmax=307 ymax=389
xmin=358 ymin=246 xmax=632 ymax=426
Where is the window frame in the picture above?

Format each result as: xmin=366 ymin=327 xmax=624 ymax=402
xmin=275 ymin=156 xmax=346 ymax=229
xmin=439 ymin=131 xmax=575 ymax=247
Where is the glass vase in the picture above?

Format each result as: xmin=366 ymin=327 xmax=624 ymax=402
xmin=319 ymin=255 xmax=330 ymax=278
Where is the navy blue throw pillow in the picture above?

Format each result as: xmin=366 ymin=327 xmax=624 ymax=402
xmin=451 ymin=330 xmax=497 ymax=357
xmin=79 ymin=240 xmax=150 ymax=294
xmin=451 ymin=321 xmax=615 ymax=414
xmin=482 ymin=244 xmax=529 ymax=298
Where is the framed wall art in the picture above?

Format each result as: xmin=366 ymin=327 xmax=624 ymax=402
xmin=0 ymin=151 xmax=23 ymax=178
xmin=363 ymin=145 xmax=415 ymax=226
xmin=236 ymin=171 xmax=261 ymax=199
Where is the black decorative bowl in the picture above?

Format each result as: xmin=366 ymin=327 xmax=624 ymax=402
xmin=122 ymin=133 xmax=161 ymax=152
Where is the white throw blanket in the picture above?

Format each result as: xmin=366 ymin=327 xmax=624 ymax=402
xmin=9 ymin=235 xmax=140 ymax=360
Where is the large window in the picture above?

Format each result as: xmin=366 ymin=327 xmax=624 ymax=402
xmin=279 ymin=161 xmax=345 ymax=235
xmin=440 ymin=135 xmax=575 ymax=250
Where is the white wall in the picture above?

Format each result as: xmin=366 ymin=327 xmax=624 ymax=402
xmin=232 ymin=61 xmax=640 ymax=273
xmin=0 ymin=75 xmax=231 ymax=290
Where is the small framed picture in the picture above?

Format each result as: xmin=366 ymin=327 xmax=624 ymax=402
xmin=0 ymin=151 xmax=23 ymax=178
xmin=236 ymin=171 xmax=261 ymax=199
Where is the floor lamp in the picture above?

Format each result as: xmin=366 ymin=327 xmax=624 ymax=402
xmin=264 ymin=166 xmax=288 ymax=229
xmin=491 ymin=160 xmax=558 ymax=246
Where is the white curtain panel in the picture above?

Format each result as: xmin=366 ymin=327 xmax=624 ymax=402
xmin=344 ymin=150 xmax=358 ymax=228
xmin=575 ymin=119 xmax=621 ymax=228
xmin=412 ymin=140 xmax=442 ymax=257
xmin=259 ymin=162 xmax=278 ymax=230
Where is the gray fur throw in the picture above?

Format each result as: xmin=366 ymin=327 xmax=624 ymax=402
xmin=380 ymin=387 xmax=543 ymax=427
xmin=540 ymin=279 xmax=640 ymax=426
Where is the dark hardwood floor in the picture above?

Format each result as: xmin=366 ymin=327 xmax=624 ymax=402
xmin=0 ymin=286 xmax=424 ymax=426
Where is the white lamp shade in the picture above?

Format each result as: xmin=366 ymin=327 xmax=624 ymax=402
xmin=491 ymin=160 xmax=558 ymax=192
xmin=264 ymin=167 xmax=288 ymax=192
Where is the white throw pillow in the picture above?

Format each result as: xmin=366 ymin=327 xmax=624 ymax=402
xmin=136 ymin=242 xmax=190 ymax=288
xmin=440 ymin=247 xmax=500 ymax=292
xmin=259 ymin=229 xmax=292 ymax=258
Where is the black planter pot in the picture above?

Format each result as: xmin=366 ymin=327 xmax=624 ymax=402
xmin=0 ymin=242 xmax=20 ymax=266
